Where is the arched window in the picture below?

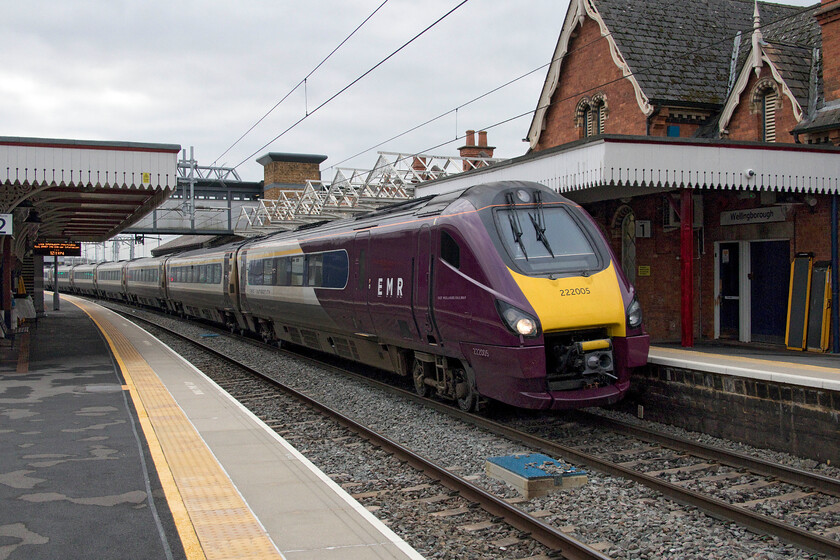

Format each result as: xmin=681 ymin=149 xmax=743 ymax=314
xmin=750 ymin=79 xmax=779 ymax=143
xmin=591 ymin=93 xmax=607 ymax=135
xmin=576 ymin=97 xmax=593 ymax=138
xmin=762 ymin=90 xmax=777 ymax=142
xmin=611 ymin=205 xmax=636 ymax=284
xmin=575 ymin=93 xmax=607 ymax=138
xmin=575 ymin=94 xmax=607 ymax=138
xmin=584 ymin=105 xmax=594 ymax=136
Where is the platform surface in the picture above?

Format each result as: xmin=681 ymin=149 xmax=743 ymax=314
xmin=0 ymin=296 xmax=423 ymax=560
xmin=650 ymin=343 xmax=840 ymax=391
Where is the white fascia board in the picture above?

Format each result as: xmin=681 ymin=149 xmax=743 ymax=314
xmin=604 ymin=140 xmax=839 ymax=193
xmin=0 ymin=141 xmax=179 ymax=188
xmin=416 ymin=138 xmax=840 ymax=198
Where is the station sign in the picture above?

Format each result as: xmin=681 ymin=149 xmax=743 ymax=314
xmin=0 ymin=214 xmax=12 ymax=235
xmin=33 ymin=241 xmax=82 ymax=256
xmin=721 ymin=206 xmax=786 ymax=226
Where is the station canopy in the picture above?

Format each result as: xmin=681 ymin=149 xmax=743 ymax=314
xmin=1 ymin=137 xmax=180 ymax=244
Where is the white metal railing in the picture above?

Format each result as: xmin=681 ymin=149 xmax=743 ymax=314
xmin=235 ymin=151 xmax=502 ymax=235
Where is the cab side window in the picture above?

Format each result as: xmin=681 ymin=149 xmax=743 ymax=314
xmin=441 ymin=231 xmax=460 ymax=270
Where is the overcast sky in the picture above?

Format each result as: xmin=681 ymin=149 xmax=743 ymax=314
xmin=1 ymin=0 xmax=819 ymax=187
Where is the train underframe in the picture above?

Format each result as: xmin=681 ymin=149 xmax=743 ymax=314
xmin=237 ymin=311 xmax=645 ymax=412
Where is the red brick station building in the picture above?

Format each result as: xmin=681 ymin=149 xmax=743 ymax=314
xmin=422 ymin=0 xmax=840 ymax=352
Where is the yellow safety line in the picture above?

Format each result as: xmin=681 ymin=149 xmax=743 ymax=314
xmin=71 ymin=297 xmax=281 ymax=560
xmin=651 ymin=345 xmax=840 ymax=374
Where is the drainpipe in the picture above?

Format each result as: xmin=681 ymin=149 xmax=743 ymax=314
xmin=833 ymin=194 xmax=839 ymax=353
xmin=681 ymin=188 xmax=694 ymax=347
xmin=646 ymin=105 xmax=661 ymax=136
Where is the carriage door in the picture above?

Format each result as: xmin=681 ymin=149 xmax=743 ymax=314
xmin=414 ymin=225 xmax=439 ymax=345
xmin=223 ymin=252 xmax=234 ymax=308
xmin=716 ymin=242 xmax=741 ymax=339
xmin=353 ymin=232 xmax=375 ymax=335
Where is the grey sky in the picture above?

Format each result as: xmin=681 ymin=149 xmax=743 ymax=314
xmin=1 ymin=0 xmax=819 ymax=184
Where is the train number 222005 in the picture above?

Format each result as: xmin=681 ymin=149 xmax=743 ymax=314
xmin=559 ymin=287 xmax=591 ymax=296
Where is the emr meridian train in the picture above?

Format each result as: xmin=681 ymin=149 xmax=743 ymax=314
xmin=48 ymin=181 xmax=650 ymax=411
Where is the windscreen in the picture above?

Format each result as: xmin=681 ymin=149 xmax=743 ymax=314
xmin=495 ymin=202 xmax=602 ymax=275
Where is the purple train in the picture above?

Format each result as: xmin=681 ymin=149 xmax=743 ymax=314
xmin=57 ymin=181 xmax=650 ymax=411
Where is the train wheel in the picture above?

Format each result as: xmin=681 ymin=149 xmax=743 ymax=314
xmin=412 ymin=359 xmax=429 ymax=397
xmin=454 ymin=368 xmax=476 ymax=412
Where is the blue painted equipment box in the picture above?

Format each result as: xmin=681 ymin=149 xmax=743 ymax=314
xmin=485 ymin=453 xmax=587 ymax=498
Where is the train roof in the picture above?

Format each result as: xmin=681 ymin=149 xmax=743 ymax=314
xmin=247 ymin=181 xmax=562 ymax=245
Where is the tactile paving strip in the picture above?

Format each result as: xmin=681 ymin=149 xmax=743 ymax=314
xmin=74 ymin=298 xmax=282 ymax=560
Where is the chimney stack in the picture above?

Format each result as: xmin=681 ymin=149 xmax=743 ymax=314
xmin=256 ymin=152 xmax=327 ymax=200
xmin=458 ymin=130 xmax=495 ymax=171
xmin=817 ymin=0 xmax=840 ymax=102
xmin=465 ymin=130 xmax=476 ymax=146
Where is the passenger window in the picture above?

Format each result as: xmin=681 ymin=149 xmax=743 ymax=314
xmin=275 ymin=257 xmax=290 ymax=286
xmin=262 ymin=259 xmax=275 ymax=286
xmin=322 ymin=251 xmax=349 ymax=289
xmin=441 ymin=231 xmax=461 ymax=269
xmin=249 ymin=260 xmax=263 ymax=285
xmin=307 ymin=254 xmax=323 ymax=286
xmin=290 ymin=256 xmax=304 ymax=286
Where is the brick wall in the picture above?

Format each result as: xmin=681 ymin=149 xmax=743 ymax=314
xmin=587 ymin=195 xmax=691 ymax=343
xmin=793 ymin=199 xmax=832 ymax=259
xmin=534 ymin=17 xmax=648 ymax=150
xmin=817 ymin=0 xmax=840 ymax=103
xmin=263 ymin=161 xmax=321 ymax=186
xmin=623 ymin=364 xmax=840 ymax=464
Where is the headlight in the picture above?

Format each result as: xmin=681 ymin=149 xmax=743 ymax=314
xmin=626 ymin=296 xmax=643 ymax=329
xmin=496 ymin=300 xmax=541 ymax=338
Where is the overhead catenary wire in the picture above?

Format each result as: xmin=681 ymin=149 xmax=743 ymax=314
xmin=212 ymin=0 xmax=390 ymax=167
xmin=325 ymin=2 xmax=820 ymax=179
xmin=233 ymin=0 xmax=471 ymax=170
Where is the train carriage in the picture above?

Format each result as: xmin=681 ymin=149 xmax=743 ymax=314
xmin=125 ymin=257 xmax=168 ymax=309
xmin=165 ymin=249 xmax=232 ymax=324
xmin=56 ymin=265 xmax=73 ymax=292
xmin=96 ymin=261 xmax=127 ymax=301
xmin=71 ymin=263 xmax=98 ymax=296
xmin=43 ymin=267 xmax=54 ymax=291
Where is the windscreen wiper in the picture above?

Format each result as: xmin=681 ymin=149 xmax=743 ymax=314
xmin=505 ymin=192 xmax=528 ymax=260
xmin=529 ymin=191 xmax=555 ymax=257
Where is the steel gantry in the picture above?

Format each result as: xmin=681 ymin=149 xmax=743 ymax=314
xmin=235 ymin=151 xmax=502 ymax=235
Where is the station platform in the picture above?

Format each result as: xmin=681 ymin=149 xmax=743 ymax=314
xmin=650 ymin=341 xmax=840 ymax=392
xmin=0 ymin=296 xmax=424 ymax=560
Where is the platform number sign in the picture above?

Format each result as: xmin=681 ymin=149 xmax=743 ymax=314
xmin=0 ymin=214 xmax=12 ymax=236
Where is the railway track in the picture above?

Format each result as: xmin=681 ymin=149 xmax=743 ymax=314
xmin=120 ymin=307 xmax=609 ymax=560
xmin=112 ymin=302 xmax=840 ymax=558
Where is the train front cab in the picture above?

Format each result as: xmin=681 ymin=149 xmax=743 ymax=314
xmin=428 ymin=183 xmax=650 ymax=410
